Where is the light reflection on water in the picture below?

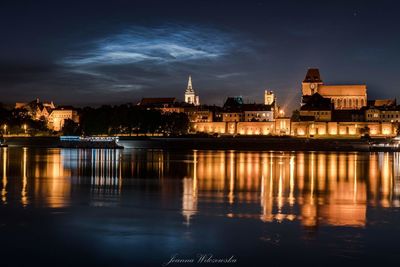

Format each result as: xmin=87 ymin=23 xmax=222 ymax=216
xmin=1 ymin=147 xmax=399 ymax=227
xmin=1 ymin=146 xmax=400 ymax=265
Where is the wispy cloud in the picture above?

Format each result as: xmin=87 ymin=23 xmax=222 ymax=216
xmin=112 ymin=84 xmax=145 ymax=92
xmin=52 ymin=24 xmax=257 ymax=102
xmin=215 ymin=72 xmax=246 ymax=79
xmin=61 ymin=24 xmax=236 ymax=67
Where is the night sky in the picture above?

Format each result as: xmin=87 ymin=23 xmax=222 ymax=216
xmin=1 ymin=0 xmax=399 ymax=111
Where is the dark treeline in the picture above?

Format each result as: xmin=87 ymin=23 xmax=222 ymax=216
xmin=74 ymin=104 xmax=190 ymax=136
xmin=0 ymin=103 xmax=190 ymax=136
xmin=0 ymin=104 xmax=49 ymax=135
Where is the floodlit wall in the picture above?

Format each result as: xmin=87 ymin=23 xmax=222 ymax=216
xmin=192 ymin=121 xmax=396 ymax=137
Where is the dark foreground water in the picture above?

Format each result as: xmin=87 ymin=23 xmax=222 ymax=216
xmin=1 ymin=141 xmax=400 ymax=266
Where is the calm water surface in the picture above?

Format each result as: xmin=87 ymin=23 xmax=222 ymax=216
xmin=1 ymin=141 xmax=400 ymax=266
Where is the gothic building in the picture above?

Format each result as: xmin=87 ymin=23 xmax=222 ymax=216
xmin=301 ymin=68 xmax=367 ymax=110
xmin=184 ymin=76 xmax=200 ymax=106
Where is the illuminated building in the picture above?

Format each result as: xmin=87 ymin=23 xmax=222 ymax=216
xmin=365 ymin=101 xmax=400 ymax=123
xmin=186 ymin=109 xmax=213 ymax=122
xmin=184 ymin=75 xmax=200 ymax=106
xmin=221 ymin=96 xmax=275 ymax=122
xmin=300 ymin=93 xmax=332 ymax=121
xmin=192 ymin=67 xmax=398 ymax=137
xmin=244 ymin=105 xmax=274 ymax=122
xmin=14 ymin=98 xmax=80 ymax=132
xmin=264 ymin=90 xmax=275 ymax=105
xmin=222 ymin=112 xmax=244 ymax=122
xmin=302 ymin=68 xmax=367 ymax=110
xmin=47 ymin=107 xmax=79 ymax=131
xmin=15 ymin=98 xmax=56 ymax=120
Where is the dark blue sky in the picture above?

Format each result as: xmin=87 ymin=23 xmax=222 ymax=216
xmin=0 ymin=0 xmax=399 ymax=110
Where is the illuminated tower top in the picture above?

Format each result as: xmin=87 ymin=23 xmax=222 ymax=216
xmin=264 ymin=90 xmax=275 ymax=105
xmin=184 ymin=75 xmax=200 ymax=106
xmin=186 ymin=75 xmax=193 ymax=92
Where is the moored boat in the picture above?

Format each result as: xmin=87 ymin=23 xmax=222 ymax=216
xmin=370 ymin=136 xmax=400 ymax=152
xmin=59 ymin=136 xmax=124 ymax=149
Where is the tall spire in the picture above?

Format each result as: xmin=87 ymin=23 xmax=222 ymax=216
xmin=184 ymin=75 xmax=200 ymax=106
xmin=187 ymin=75 xmax=193 ymax=92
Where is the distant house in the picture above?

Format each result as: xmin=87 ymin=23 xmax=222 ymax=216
xmin=243 ymin=104 xmax=274 ymax=122
xmin=47 ymin=107 xmax=79 ymax=131
xmin=221 ymin=96 xmax=275 ymax=122
xmin=15 ymin=98 xmax=56 ymax=120
xmin=365 ymin=105 xmax=400 ymax=123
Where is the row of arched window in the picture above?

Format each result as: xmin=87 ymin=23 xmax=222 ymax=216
xmin=332 ymin=98 xmax=365 ymax=109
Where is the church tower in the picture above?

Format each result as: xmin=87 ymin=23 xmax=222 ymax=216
xmin=301 ymin=68 xmax=323 ymax=96
xmin=264 ymin=90 xmax=275 ymax=105
xmin=184 ymin=75 xmax=200 ymax=106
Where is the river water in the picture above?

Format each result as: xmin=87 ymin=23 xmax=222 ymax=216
xmin=1 ymin=141 xmax=400 ymax=266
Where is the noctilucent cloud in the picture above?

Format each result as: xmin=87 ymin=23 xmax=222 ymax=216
xmin=0 ymin=0 xmax=399 ymax=111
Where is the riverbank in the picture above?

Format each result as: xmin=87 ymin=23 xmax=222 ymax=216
xmin=122 ymin=137 xmax=373 ymax=151
xmin=1 ymin=136 xmax=384 ymax=151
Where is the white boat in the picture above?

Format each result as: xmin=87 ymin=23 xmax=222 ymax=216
xmin=59 ymin=136 xmax=124 ymax=149
xmin=370 ymin=136 xmax=400 ymax=151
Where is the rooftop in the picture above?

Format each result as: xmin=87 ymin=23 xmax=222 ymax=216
xmin=303 ymin=68 xmax=322 ymax=83
xmin=139 ymin=98 xmax=176 ymax=106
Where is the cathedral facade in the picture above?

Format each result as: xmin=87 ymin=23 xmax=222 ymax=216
xmin=301 ymin=69 xmax=367 ymax=110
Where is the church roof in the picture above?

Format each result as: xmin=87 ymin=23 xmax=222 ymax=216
xmin=223 ymin=96 xmax=244 ymax=110
xmin=318 ymin=85 xmax=366 ymax=96
xmin=303 ymin=68 xmax=322 ymax=83
xmin=368 ymin=99 xmax=396 ymax=107
xmin=139 ymin=98 xmax=176 ymax=106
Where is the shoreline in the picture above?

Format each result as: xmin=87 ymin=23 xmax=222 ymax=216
xmin=1 ymin=136 xmax=393 ymax=152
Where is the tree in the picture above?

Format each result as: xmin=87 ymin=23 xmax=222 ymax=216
xmin=161 ymin=112 xmax=189 ymax=135
xmin=62 ymin=119 xmax=80 ymax=135
xmin=359 ymin=126 xmax=370 ymax=136
xmin=359 ymin=126 xmax=371 ymax=140
xmin=77 ymin=104 xmax=190 ymax=136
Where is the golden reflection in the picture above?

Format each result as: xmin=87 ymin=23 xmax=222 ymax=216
xmin=0 ymin=148 xmax=127 ymax=208
xmin=380 ymin=153 xmax=392 ymax=207
xmin=28 ymin=149 xmax=72 ymax=208
xmin=188 ymin=150 xmax=400 ymax=228
xmin=21 ymin=147 xmax=28 ymax=206
xmin=394 ymin=153 xmax=400 ymax=207
xmin=228 ymin=151 xmax=235 ymax=204
xmin=1 ymin=148 xmax=7 ymax=203
xmin=289 ymin=156 xmax=295 ymax=206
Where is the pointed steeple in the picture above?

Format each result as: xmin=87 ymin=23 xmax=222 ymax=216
xmin=184 ymin=75 xmax=200 ymax=106
xmin=186 ymin=75 xmax=193 ymax=92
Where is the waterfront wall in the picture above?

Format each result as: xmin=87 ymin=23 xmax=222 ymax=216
xmin=192 ymin=120 xmax=397 ymax=137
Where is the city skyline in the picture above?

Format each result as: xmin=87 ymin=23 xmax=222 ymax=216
xmin=1 ymin=0 xmax=400 ymax=110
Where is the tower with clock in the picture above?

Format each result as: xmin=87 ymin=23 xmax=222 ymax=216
xmin=301 ymin=68 xmax=323 ymax=96
xmin=300 ymin=68 xmax=367 ymax=110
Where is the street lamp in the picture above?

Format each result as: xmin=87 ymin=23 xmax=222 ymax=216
xmin=3 ymin=124 xmax=6 ymax=135
xmin=23 ymin=124 xmax=27 ymax=134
